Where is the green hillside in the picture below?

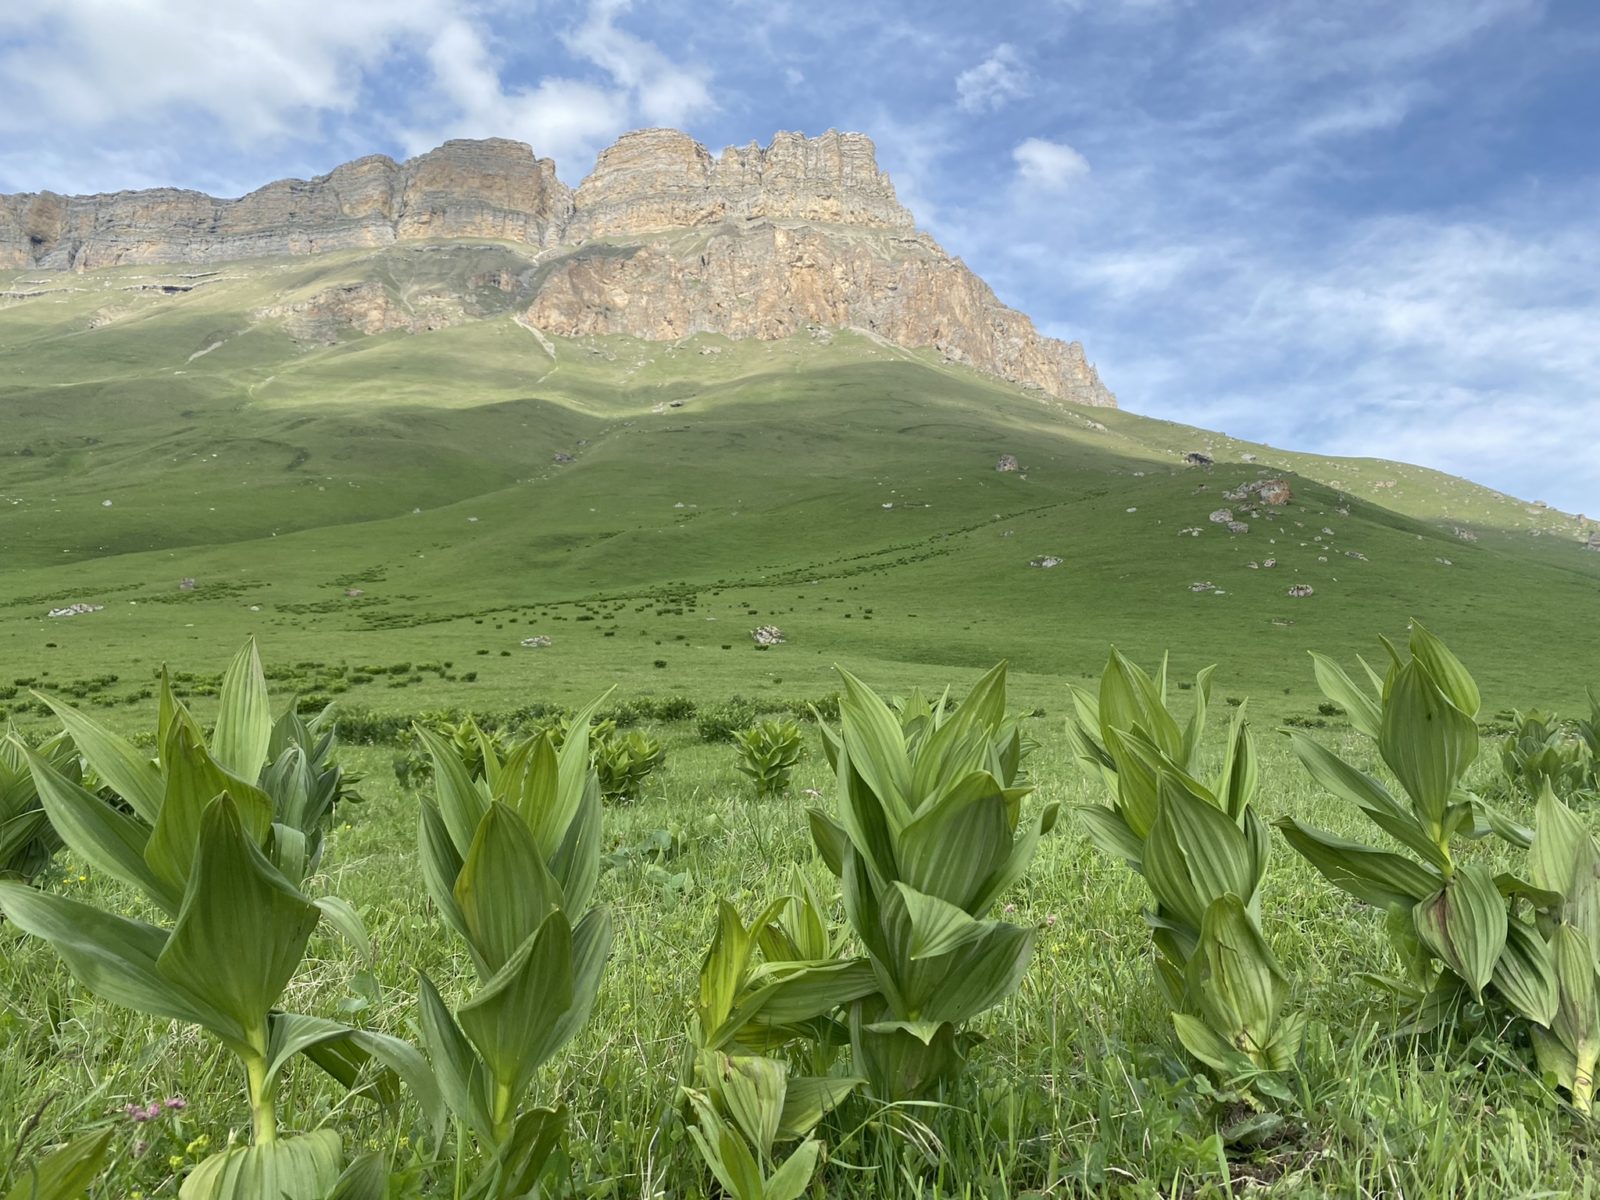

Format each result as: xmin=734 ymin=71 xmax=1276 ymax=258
xmin=3 ymin=241 xmax=1597 ymax=719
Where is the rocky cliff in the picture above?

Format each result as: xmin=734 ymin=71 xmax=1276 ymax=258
xmin=0 ymin=130 xmax=1114 ymax=406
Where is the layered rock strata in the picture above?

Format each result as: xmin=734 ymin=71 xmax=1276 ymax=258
xmin=1 ymin=129 xmax=1113 ymax=406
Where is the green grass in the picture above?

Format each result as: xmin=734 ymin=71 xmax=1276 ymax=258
xmin=3 ymin=706 xmax=1596 ymax=1198
xmin=2 ymin=243 xmax=1597 ymax=723
xmin=2 ymin=240 xmax=1599 ymax=1194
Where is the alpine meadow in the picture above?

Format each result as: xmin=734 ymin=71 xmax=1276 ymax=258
xmin=2 ymin=37 xmax=1600 ymax=1200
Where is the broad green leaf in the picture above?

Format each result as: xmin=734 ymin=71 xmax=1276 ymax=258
xmin=457 ymin=912 xmax=573 ymax=1098
xmin=493 ymin=1106 xmax=568 ymax=1200
xmin=146 ymin=723 xmax=273 ymax=893
xmin=266 ymin=1013 xmax=444 ymax=1142
xmin=806 ymin=809 xmax=849 ymax=878
xmin=1494 ymin=918 xmax=1558 ymax=1026
xmin=1283 ymin=730 xmax=1446 ymax=869
xmin=158 ymin=796 xmax=320 ymax=1041
xmin=178 ymin=1129 xmax=342 ymax=1200
xmin=1413 ymin=864 xmax=1507 ymax=1000
xmin=765 ymin=1139 xmax=823 ymax=1200
xmin=543 ymin=906 xmax=613 ymax=1061
xmin=453 ymin=802 xmax=562 ymax=976
xmin=970 ymin=801 xmax=1059 ymax=915
xmin=1408 ymin=620 xmax=1481 ymax=719
xmin=1181 ymin=664 xmax=1216 ymax=772
xmin=325 ymin=1154 xmax=388 ymax=1200
xmin=417 ymin=726 xmax=487 ymax=859
xmin=23 ymin=747 xmax=179 ymax=913
xmin=0 ymin=882 xmax=241 ymax=1044
xmin=1275 ymin=818 xmax=1440 ymax=910
xmin=1379 ymin=659 xmax=1477 ymax=834
xmin=835 ymin=667 xmax=913 ymax=828
xmin=211 ymin=639 xmax=273 ymax=782
xmin=716 ymin=1053 xmax=788 ymax=1155
xmin=417 ymin=800 xmax=469 ymax=945
xmin=776 ymin=1075 xmax=862 ymax=1141
xmin=1187 ymin=894 xmax=1287 ymax=1064
xmin=891 ymin=883 xmax=988 ymax=960
xmin=3 ymin=1127 xmax=113 ymax=1200
xmin=897 ymin=772 xmax=1011 ymax=910
xmin=36 ymin=693 xmax=163 ymax=824
xmin=313 ymin=896 xmax=371 ymax=962
xmin=1309 ymin=652 xmax=1382 ymax=740
xmin=548 ymin=773 xmax=602 ymax=915
xmin=1076 ymin=804 xmax=1143 ymax=870
xmin=1145 ymin=788 xmax=1255 ymax=932
xmin=1172 ymin=1011 xmax=1254 ymax=1078
xmin=417 ymin=972 xmax=493 ymax=1141
xmin=1551 ymin=924 xmax=1600 ymax=1061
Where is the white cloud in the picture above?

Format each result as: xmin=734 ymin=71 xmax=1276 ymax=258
xmin=410 ymin=17 xmax=632 ymax=169
xmin=0 ymin=0 xmax=446 ymax=139
xmin=1012 ymin=138 xmax=1090 ymax=192
xmin=956 ymin=44 xmax=1031 ymax=113
xmin=563 ymin=0 xmax=715 ymax=129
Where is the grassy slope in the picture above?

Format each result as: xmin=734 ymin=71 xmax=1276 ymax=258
xmin=1 ymin=242 xmax=1597 ymax=723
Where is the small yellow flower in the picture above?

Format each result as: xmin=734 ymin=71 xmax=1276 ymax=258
xmin=168 ymin=1154 xmax=184 ymax=1170
xmin=77 ymin=874 xmax=87 ymax=882
xmin=186 ymin=1134 xmax=210 ymax=1155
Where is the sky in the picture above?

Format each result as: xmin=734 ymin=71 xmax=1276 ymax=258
xmin=2 ymin=0 xmax=1597 ymax=513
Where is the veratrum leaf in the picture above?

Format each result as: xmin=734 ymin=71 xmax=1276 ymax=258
xmin=1308 ymin=652 xmax=1382 ymax=741
xmin=1493 ymin=918 xmax=1558 ymax=1027
xmin=157 ymin=796 xmax=320 ymax=1042
xmin=178 ymin=1129 xmax=342 ymax=1200
xmin=3 ymin=1126 xmax=113 ymax=1200
xmin=1274 ymin=818 xmax=1440 ymax=910
xmin=1189 ymin=893 xmax=1288 ymax=1062
xmin=23 ymin=747 xmax=179 ymax=914
xmin=453 ymin=802 xmax=563 ymax=976
xmin=35 ymin=693 xmax=164 ymax=824
xmin=1413 ymin=864 xmax=1507 ymax=1000
xmin=1407 ymin=620 xmax=1482 ymax=720
xmin=457 ymin=912 xmax=574 ymax=1099
xmin=211 ymin=639 xmax=273 ymax=783
xmin=1379 ymin=659 xmax=1477 ymax=835
xmin=146 ymin=723 xmax=273 ymax=894
xmin=0 ymin=882 xmax=240 ymax=1045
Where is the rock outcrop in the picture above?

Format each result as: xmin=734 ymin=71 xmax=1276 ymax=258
xmin=0 ymin=129 xmax=1114 ymax=406
xmin=0 ymin=140 xmax=570 ymax=271
xmin=569 ymin=129 xmax=913 ymax=238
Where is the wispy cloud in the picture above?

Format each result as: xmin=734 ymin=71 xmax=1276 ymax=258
xmin=956 ymin=44 xmax=1031 ymax=113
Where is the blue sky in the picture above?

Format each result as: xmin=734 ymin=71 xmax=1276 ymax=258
xmin=3 ymin=0 xmax=1597 ymax=513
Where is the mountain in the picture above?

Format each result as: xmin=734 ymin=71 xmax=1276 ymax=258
xmin=0 ymin=130 xmax=1112 ymax=406
xmin=1 ymin=132 xmax=1596 ymax=716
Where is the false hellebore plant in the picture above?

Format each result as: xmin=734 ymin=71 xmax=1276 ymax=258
xmin=1281 ymin=622 xmax=1600 ymax=1112
xmin=414 ymin=695 xmax=614 ymax=1198
xmin=808 ymin=662 xmax=1058 ymax=1099
xmin=1067 ymin=650 xmax=1304 ymax=1088
xmin=0 ymin=724 xmax=76 ymax=884
xmin=0 ymin=640 xmax=437 ymax=1199
xmin=682 ymin=877 xmax=868 ymax=1199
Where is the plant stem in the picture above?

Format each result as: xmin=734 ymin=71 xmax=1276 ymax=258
xmin=244 ymin=1047 xmax=278 ymax=1145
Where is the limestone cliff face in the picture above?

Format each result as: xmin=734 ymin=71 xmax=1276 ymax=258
xmin=527 ymin=223 xmax=1112 ymax=405
xmin=0 ymin=130 xmax=1114 ymax=406
xmin=0 ymin=140 xmax=570 ymax=271
xmin=569 ymin=128 xmax=914 ymax=238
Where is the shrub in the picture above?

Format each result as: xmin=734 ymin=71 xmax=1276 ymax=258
xmin=697 ymin=698 xmax=760 ymax=743
xmin=733 ymin=719 xmax=804 ymax=798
